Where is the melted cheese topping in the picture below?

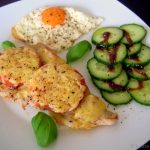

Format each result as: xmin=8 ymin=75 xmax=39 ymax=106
xmin=29 ymin=60 xmax=87 ymax=113
xmin=0 ymin=47 xmax=40 ymax=86
xmin=52 ymin=94 xmax=117 ymax=129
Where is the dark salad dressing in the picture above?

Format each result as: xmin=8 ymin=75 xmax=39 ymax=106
xmin=107 ymin=45 xmax=120 ymax=72
xmin=102 ymin=32 xmax=111 ymax=44
xmin=107 ymin=64 xmax=114 ymax=72
xmin=108 ymin=45 xmax=119 ymax=64
xmin=134 ymin=69 xmax=148 ymax=79
xmin=129 ymin=54 xmax=139 ymax=61
xmin=124 ymin=30 xmax=133 ymax=45
xmin=128 ymin=66 xmax=148 ymax=79
xmin=128 ymin=81 xmax=144 ymax=91
xmin=96 ymin=44 xmax=120 ymax=72
xmin=107 ymin=81 xmax=125 ymax=91
xmin=97 ymin=32 xmax=120 ymax=72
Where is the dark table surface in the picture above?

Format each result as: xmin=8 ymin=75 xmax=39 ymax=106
xmin=0 ymin=0 xmax=150 ymax=149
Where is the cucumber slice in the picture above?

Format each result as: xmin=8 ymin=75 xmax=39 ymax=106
xmin=124 ymin=45 xmax=150 ymax=66
xmin=94 ymin=43 xmax=127 ymax=65
xmin=128 ymin=43 xmax=142 ymax=56
xmin=87 ymin=58 xmax=122 ymax=80
xmin=92 ymin=27 xmax=123 ymax=46
xmin=120 ymin=24 xmax=147 ymax=45
xmin=101 ymin=90 xmax=131 ymax=105
xmin=128 ymin=79 xmax=150 ymax=105
xmin=127 ymin=63 xmax=150 ymax=80
xmin=93 ymin=70 xmax=128 ymax=92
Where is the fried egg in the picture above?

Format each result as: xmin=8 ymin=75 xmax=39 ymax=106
xmin=12 ymin=7 xmax=103 ymax=52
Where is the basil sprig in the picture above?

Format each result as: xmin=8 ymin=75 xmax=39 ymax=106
xmin=32 ymin=112 xmax=58 ymax=147
xmin=2 ymin=40 xmax=16 ymax=49
xmin=67 ymin=40 xmax=92 ymax=63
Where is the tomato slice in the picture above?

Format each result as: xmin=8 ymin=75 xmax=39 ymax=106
xmin=74 ymin=69 xmax=87 ymax=86
xmin=80 ymin=78 xmax=86 ymax=86
xmin=0 ymin=75 xmax=18 ymax=87
xmin=30 ymin=101 xmax=53 ymax=111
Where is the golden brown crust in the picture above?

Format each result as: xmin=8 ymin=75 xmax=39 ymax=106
xmin=11 ymin=27 xmax=25 ymax=42
xmin=33 ymin=43 xmax=65 ymax=64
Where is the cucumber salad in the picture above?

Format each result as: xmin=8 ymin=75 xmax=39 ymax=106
xmin=88 ymin=24 xmax=150 ymax=105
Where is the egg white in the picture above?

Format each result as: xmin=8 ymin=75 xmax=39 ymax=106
xmin=13 ymin=7 xmax=103 ymax=52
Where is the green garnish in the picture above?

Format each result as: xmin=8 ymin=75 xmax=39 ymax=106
xmin=67 ymin=40 xmax=92 ymax=63
xmin=31 ymin=112 xmax=58 ymax=147
xmin=2 ymin=40 xmax=16 ymax=49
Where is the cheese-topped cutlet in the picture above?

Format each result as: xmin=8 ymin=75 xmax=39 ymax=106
xmin=52 ymin=94 xmax=118 ymax=129
xmin=29 ymin=60 xmax=87 ymax=113
xmin=0 ymin=44 xmax=61 ymax=106
xmin=0 ymin=46 xmax=40 ymax=87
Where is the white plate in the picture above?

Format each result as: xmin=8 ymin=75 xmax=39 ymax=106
xmin=0 ymin=0 xmax=150 ymax=150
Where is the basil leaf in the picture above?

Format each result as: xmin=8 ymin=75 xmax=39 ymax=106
xmin=32 ymin=112 xmax=58 ymax=147
xmin=67 ymin=40 xmax=92 ymax=63
xmin=2 ymin=40 xmax=16 ymax=49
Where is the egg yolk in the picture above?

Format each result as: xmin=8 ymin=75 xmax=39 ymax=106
xmin=42 ymin=7 xmax=66 ymax=27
